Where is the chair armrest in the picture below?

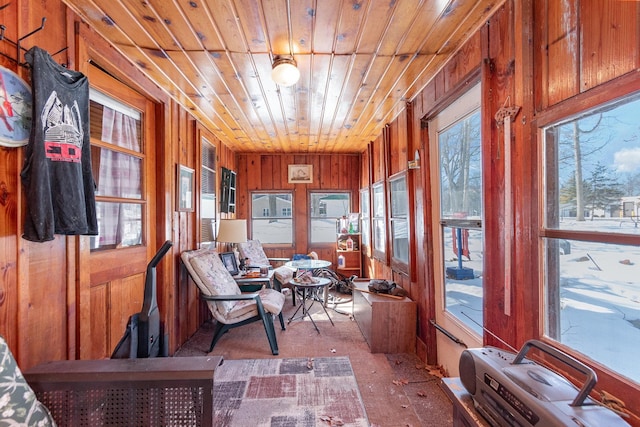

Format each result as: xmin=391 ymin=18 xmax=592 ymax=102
xmin=268 ymin=257 xmax=290 ymax=262
xmin=200 ymin=293 xmax=260 ymax=301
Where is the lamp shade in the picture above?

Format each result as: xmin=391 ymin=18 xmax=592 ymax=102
xmin=216 ymin=219 xmax=247 ymax=243
xmin=271 ymin=56 xmax=300 ymax=87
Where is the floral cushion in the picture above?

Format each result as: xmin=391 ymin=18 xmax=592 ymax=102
xmin=237 ymin=240 xmax=270 ymax=267
xmin=274 ymin=266 xmax=294 ymax=285
xmin=226 ymin=288 xmax=285 ymax=321
xmin=0 ymin=336 xmax=56 ymax=426
xmin=187 ymin=250 xmax=241 ymax=315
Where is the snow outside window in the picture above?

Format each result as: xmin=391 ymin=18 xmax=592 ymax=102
xmin=542 ymin=92 xmax=640 ymax=383
xmin=309 ymin=192 xmax=350 ymax=243
xmin=251 ymin=193 xmax=293 ymax=244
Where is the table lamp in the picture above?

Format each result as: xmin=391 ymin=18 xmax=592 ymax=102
xmin=216 ymin=219 xmax=248 ymax=270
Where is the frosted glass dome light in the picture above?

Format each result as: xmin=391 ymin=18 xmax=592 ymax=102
xmin=271 ymin=56 xmax=300 ymax=87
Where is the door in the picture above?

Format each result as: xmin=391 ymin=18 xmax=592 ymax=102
xmin=78 ymin=65 xmax=157 ymax=359
xmin=428 ymin=83 xmax=483 ymax=375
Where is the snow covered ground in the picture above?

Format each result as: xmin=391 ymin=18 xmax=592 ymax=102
xmin=444 ymin=219 xmax=640 ymax=384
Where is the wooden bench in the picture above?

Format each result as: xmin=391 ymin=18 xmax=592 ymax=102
xmin=25 ymin=356 xmax=223 ymax=426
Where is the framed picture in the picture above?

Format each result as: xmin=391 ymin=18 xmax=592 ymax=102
xmin=219 ymin=252 xmax=239 ymax=276
xmin=288 ymin=164 xmax=313 ymax=183
xmin=177 ymin=164 xmax=194 ymax=211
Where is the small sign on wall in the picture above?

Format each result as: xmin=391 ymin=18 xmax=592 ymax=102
xmin=288 ymin=164 xmax=313 ymax=183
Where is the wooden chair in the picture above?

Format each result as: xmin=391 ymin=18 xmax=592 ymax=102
xmin=181 ymin=248 xmax=286 ymax=355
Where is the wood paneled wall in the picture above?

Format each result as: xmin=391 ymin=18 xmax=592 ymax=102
xmin=235 ymin=153 xmax=361 ymax=263
xmin=0 ymin=0 xmax=237 ymax=368
xmin=400 ymin=0 xmax=640 ymax=419
xmin=0 ymin=0 xmax=638 ymax=421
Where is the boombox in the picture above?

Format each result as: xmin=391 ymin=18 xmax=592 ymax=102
xmin=459 ymin=340 xmax=630 ymax=427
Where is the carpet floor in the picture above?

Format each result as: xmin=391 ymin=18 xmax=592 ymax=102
xmin=175 ymin=291 xmax=454 ymax=426
xmin=214 ymin=356 xmax=369 ymax=426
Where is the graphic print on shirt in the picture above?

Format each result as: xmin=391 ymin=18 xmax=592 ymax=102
xmin=42 ymin=90 xmax=83 ymax=163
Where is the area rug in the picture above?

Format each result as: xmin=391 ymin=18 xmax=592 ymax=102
xmin=214 ymin=356 xmax=369 ymax=427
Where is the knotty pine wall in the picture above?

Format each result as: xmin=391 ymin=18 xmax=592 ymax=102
xmin=0 ymin=0 xmax=639 ymax=421
xmin=234 ymin=153 xmax=361 ymax=264
xmin=397 ymin=0 xmax=639 ymax=421
xmin=0 ymin=0 xmax=236 ymax=368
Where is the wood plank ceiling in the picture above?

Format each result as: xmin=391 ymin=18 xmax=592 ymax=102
xmin=63 ymin=0 xmax=502 ymax=153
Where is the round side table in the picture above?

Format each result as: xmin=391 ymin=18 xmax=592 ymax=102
xmin=287 ymin=277 xmax=334 ymax=333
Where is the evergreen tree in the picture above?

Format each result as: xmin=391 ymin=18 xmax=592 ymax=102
xmin=585 ymin=162 xmax=624 ymax=219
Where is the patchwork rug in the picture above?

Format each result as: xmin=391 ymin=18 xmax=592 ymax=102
xmin=214 ymin=356 xmax=369 ymax=427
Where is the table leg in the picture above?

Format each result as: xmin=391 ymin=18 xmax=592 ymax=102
xmin=318 ymin=286 xmax=335 ymax=326
xmin=287 ymin=286 xmax=321 ymax=333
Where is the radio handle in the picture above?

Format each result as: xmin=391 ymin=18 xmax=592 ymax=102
xmin=512 ymin=339 xmax=597 ymax=407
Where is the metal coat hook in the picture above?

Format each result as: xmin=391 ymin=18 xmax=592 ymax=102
xmin=0 ymin=13 xmax=68 ymax=67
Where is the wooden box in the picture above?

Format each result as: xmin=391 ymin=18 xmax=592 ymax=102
xmin=352 ymin=280 xmax=416 ymax=353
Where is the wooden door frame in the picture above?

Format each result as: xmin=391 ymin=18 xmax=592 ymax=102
xmin=74 ymin=21 xmax=172 ymax=359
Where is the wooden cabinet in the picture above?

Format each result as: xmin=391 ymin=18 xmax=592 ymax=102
xmin=352 ymin=280 xmax=416 ymax=353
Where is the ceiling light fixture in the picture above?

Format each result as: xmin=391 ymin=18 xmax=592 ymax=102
xmin=271 ymin=55 xmax=300 ymax=87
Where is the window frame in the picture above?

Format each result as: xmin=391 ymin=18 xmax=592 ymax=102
xmin=89 ymin=88 xmax=146 ymax=251
xmin=372 ymin=181 xmax=387 ymax=261
xmin=428 ymin=81 xmax=484 ymax=338
xmin=199 ymin=134 xmax=216 ymax=246
xmin=250 ymin=191 xmax=294 ymax=246
xmin=539 ymin=82 xmax=640 ymax=383
xmin=360 ymin=188 xmax=371 ymax=254
xmin=308 ymin=191 xmax=352 ymax=245
xmin=388 ymin=172 xmax=409 ymax=273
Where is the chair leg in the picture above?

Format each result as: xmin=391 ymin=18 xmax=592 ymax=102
xmin=261 ymin=313 xmax=279 ymax=355
xmin=208 ymin=323 xmax=231 ymax=353
xmin=278 ymin=312 xmax=285 ymax=330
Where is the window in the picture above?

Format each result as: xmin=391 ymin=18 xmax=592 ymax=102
xmin=372 ymin=182 xmax=386 ymax=259
xmin=200 ymin=137 xmax=216 ymax=245
xmin=429 ymin=83 xmax=484 ymax=335
xmin=390 ymin=174 xmax=409 ymax=266
xmin=251 ymin=192 xmax=293 ymax=244
xmin=542 ymin=92 xmax=640 ymax=383
xmin=360 ymin=188 xmax=370 ymax=247
xmin=310 ymin=192 xmax=351 ymax=243
xmin=89 ymin=89 xmax=144 ymax=250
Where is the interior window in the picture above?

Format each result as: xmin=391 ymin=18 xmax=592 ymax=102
xmin=89 ymin=89 xmax=144 ymax=250
xmin=309 ymin=192 xmax=351 ymax=243
xmin=251 ymin=192 xmax=293 ymax=244
xmin=390 ymin=174 xmax=409 ymax=267
xmin=200 ymin=137 xmax=216 ymax=245
xmin=429 ymin=82 xmax=484 ymax=335
xmin=543 ymin=92 xmax=640 ymax=383
xmin=372 ymin=182 xmax=386 ymax=259
xmin=360 ymin=188 xmax=370 ymax=247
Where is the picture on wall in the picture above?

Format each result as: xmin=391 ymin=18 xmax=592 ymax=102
xmin=177 ymin=164 xmax=194 ymax=211
xmin=288 ymin=164 xmax=313 ymax=183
